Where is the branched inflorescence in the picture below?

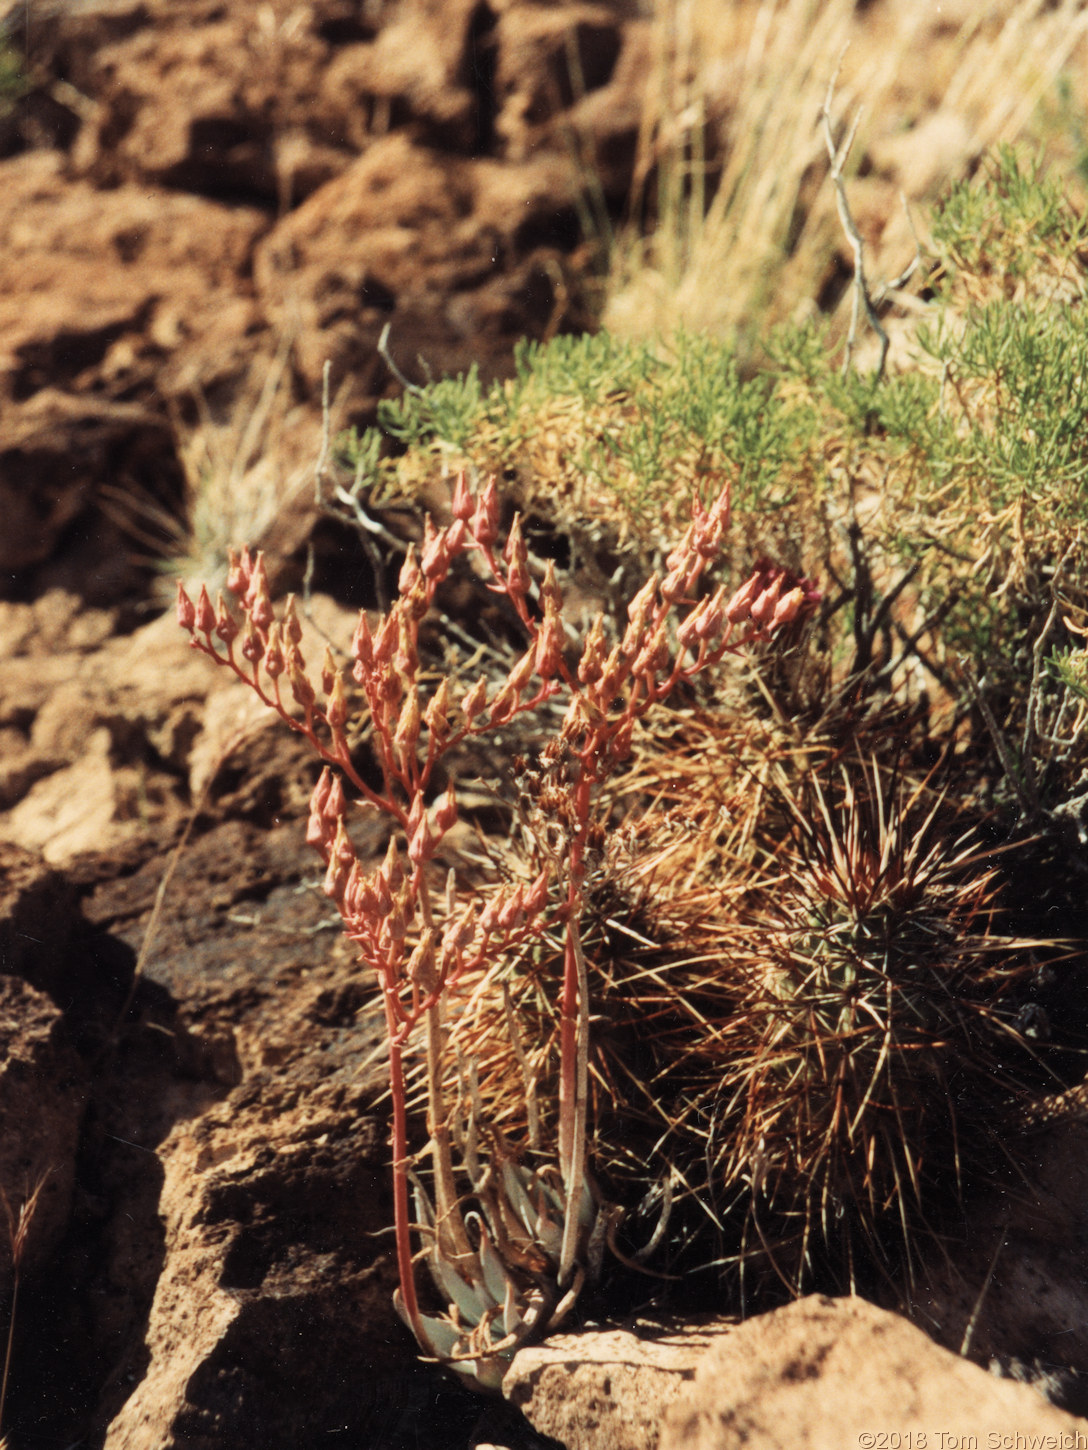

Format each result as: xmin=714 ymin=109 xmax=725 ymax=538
xmin=177 ymin=472 xmax=818 ymax=1385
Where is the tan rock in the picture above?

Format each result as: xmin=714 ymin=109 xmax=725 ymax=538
xmin=70 ymin=8 xmax=334 ymax=201
xmin=660 ymin=1297 xmax=1088 ymax=1450
xmin=505 ymin=1320 xmax=730 ymax=1450
xmin=0 ymin=840 xmax=80 ymax=993
xmin=1 ymin=725 xmax=119 ymax=864
xmin=507 ymin=1298 xmax=1088 ymax=1450
xmin=100 ymin=1074 xmax=401 ymax=1448
xmin=0 ymin=152 xmax=267 ymax=583
xmin=255 ymin=132 xmax=582 ymax=393
xmin=320 ymin=0 xmax=486 ymax=153
xmin=100 ymin=1120 xmax=244 ymax=1450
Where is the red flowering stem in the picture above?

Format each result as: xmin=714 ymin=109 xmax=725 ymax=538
xmin=383 ymin=992 xmax=429 ymax=1348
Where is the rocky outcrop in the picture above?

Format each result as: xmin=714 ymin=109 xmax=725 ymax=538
xmin=0 ymin=0 xmax=642 ymax=608
xmin=0 ymin=972 xmax=87 ymax=1295
xmin=507 ymin=1298 xmax=1088 ymax=1450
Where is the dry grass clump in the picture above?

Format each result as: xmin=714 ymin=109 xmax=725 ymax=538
xmin=605 ymin=0 xmax=1088 ymax=349
xmin=105 ymin=334 xmax=323 ymax=602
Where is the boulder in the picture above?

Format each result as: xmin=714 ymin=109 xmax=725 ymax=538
xmin=506 ymin=1298 xmax=1088 ymax=1450
xmin=254 ymin=133 xmax=584 ymax=397
xmin=660 ymin=1297 xmax=1088 ymax=1450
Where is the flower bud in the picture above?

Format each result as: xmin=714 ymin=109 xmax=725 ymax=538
xmin=434 ymin=781 xmax=457 ymax=835
xmin=226 ymin=548 xmax=247 ymax=598
xmin=249 ymin=556 xmax=274 ymax=632
xmin=398 ymin=546 xmax=422 ymax=598
xmin=725 ymin=572 xmax=762 ymax=626
xmin=498 ymin=886 xmax=524 ymax=932
xmin=421 ymin=519 xmax=450 ymax=582
xmin=540 ymin=559 xmax=563 ymax=613
xmin=452 ymin=470 xmax=474 ymax=521
xmin=243 ymin=550 xmax=263 ymax=605
xmin=487 ymin=682 xmax=518 ymax=726
xmin=241 ymin=615 xmax=264 ymax=665
xmin=305 ymin=768 xmax=335 ymax=854
xmin=771 ymin=585 xmax=806 ymax=630
xmin=696 ymin=585 xmax=726 ymax=640
xmin=577 ymin=614 xmax=607 ymax=686
xmin=508 ymin=647 xmax=536 ymax=695
xmin=351 ymin=611 xmax=375 ymax=671
xmin=394 ymin=614 xmax=418 ymax=683
xmin=326 ymin=669 xmax=348 ymax=730
xmin=373 ymin=869 xmax=392 ymax=916
xmin=524 ymin=871 xmax=550 ymax=916
xmin=750 ymin=573 xmax=785 ymax=628
xmin=393 ymin=691 xmax=421 ymax=759
xmin=289 ymin=654 xmax=315 ymax=711
xmin=349 ymin=869 xmax=379 ymax=921
xmin=632 ymin=621 xmax=669 ymax=678
xmin=535 ymin=614 xmax=564 ymax=680
xmin=664 ymin=526 xmax=695 ymax=575
xmin=342 ymin=860 xmax=366 ymax=920
xmin=282 ymin=593 xmax=303 ymax=646
xmin=325 ymin=774 xmax=346 ymax=823
xmin=380 ymin=835 xmax=403 ymax=889
xmin=408 ymin=813 xmax=433 ymax=866
xmin=443 ymin=907 xmax=475 ymax=956
xmin=661 ymin=563 xmax=689 ymax=604
xmin=676 ymin=606 xmax=703 ymax=652
xmin=477 ymin=898 xmax=500 ymax=938
xmin=622 ymin=574 xmax=659 ymax=655
xmin=323 ymin=817 xmax=356 ymax=901
xmin=594 ymin=645 xmax=627 ymax=710
xmin=473 ymin=476 xmax=500 ymax=547
xmin=375 ymin=614 xmax=398 ymax=667
xmin=406 ymin=931 xmax=436 ymax=985
xmin=609 ymin=717 xmax=634 ymax=763
xmin=195 ymin=584 xmax=216 ymax=636
xmin=694 ymin=483 xmax=730 ymax=557
xmin=176 ymin=582 xmax=196 ymax=632
xmin=320 ymin=645 xmax=337 ymax=698
xmin=264 ymin=621 xmax=286 ymax=679
xmin=379 ymin=664 xmax=403 ymax=708
xmin=424 ymin=678 xmax=450 ymax=739
xmin=215 ymin=592 xmax=240 ymax=648
xmin=461 ymin=676 xmax=488 ymax=723
xmin=503 ymin=515 xmax=530 ymax=599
